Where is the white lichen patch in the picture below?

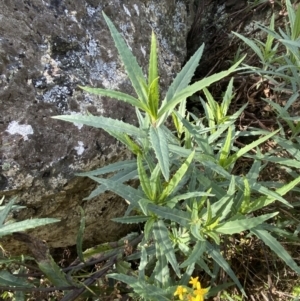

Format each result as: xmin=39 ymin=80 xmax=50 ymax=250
xmin=64 ymin=9 xmax=78 ymax=23
xmin=141 ymin=45 xmax=146 ymax=57
xmin=133 ymin=4 xmax=140 ymax=16
xmin=6 ymin=121 xmax=34 ymax=141
xmin=74 ymin=141 xmax=85 ymax=155
xmin=123 ymin=5 xmax=131 ymax=17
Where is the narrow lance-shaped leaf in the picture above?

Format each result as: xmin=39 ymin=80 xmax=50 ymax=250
xmin=153 ymin=220 xmax=181 ymax=277
xmin=77 ymin=160 xmax=136 ymax=177
xmin=147 ymin=203 xmax=190 ymax=227
xmin=137 ymin=154 xmax=153 ymax=200
xmin=108 ymin=273 xmax=171 ymax=301
xmin=221 ymin=77 xmax=234 ymax=116
xmin=89 ymin=176 xmax=144 ymax=207
xmin=203 ymin=88 xmax=218 ymax=120
xmin=102 ymin=12 xmax=148 ymax=103
xmin=150 ymin=126 xmax=169 ymax=181
xmin=164 ymin=44 xmax=204 ymax=103
xmin=215 ymin=212 xmax=278 ymax=235
xmin=52 ymin=114 xmax=147 ymax=138
xmin=0 ymin=197 xmax=16 ymax=226
xmin=148 ymin=77 xmax=160 ymax=119
xmin=107 ymin=130 xmax=142 ymax=155
xmin=148 ymin=32 xmax=159 ymax=118
xmin=112 ymin=215 xmax=150 ymax=224
xmin=251 ymin=228 xmax=300 ymax=274
xmin=233 ymin=32 xmax=265 ymax=62
xmin=247 ymin=175 xmax=300 ymax=213
xmin=79 ymin=86 xmax=150 ymax=113
xmin=150 ymin=163 xmax=162 ymax=201
xmin=157 ymin=57 xmax=244 ymax=119
xmin=223 ymin=129 xmax=280 ymax=168
xmin=180 ymin=241 xmax=206 ymax=268
xmin=219 ymin=126 xmax=232 ymax=168
xmin=0 ymin=218 xmax=60 ymax=238
xmin=0 ymin=270 xmax=34 ymax=288
xmin=158 ymin=150 xmax=195 ymax=203
xmin=153 ymin=247 xmax=170 ymax=288
xmin=206 ymin=242 xmax=246 ymax=296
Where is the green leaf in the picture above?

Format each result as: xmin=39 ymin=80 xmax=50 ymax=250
xmin=224 ymin=129 xmax=279 ymax=168
xmin=157 ymin=44 xmax=205 ymax=126
xmin=107 ymin=131 xmax=142 ymax=155
xmin=165 ymin=191 xmax=214 ymax=208
xmin=84 ymin=167 xmax=138 ymax=200
xmin=116 ymin=260 xmax=132 ymax=275
xmin=148 ymin=32 xmax=159 ymax=118
xmin=215 ymin=212 xmax=278 ymax=235
xmin=165 ymin=44 xmax=204 ymax=103
xmin=88 ymin=176 xmax=144 ymax=206
xmin=53 ymin=114 xmax=146 ymax=138
xmin=251 ymin=228 xmax=300 ymax=274
xmin=102 ymin=12 xmax=148 ymax=103
xmin=149 ymin=32 xmax=158 ymax=86
xmin=150 ymin=163 xmax=162 ymax=200
xmin=153 ymin=247 xmax=170 ymax=288
xmin=206 ymin=242 xmax=246 ymax=296
xmin=76 ymin=207 xmax=85 ymax=263
xmin=200 ymin=96 xmax=216 ymax=132
xmin=0 ymin=270 xmax=34 ymax=287
xmin=221 ymin=77 xmax=234 ymax=116
xmin=0 ymin=198 xmax=16 ymax=226
xmin=148 ymin=77 xmax=160 ymax=119
xmin=247 ymin=175 xmax=300 ymax=213
xmin=157 ymin=57 xmax=244 ymax=118
xmin=233 ymin=32 xmax=265 ymax=63
xmin=111 ymin=215 xmax=149 ymax=224
xmin=0 ymin=218 xmax=59 ymax=238
xmin=203 ymin=88 xmax=218 ymax=120
xmin=259 ymin=156 xmax=300 ymax=169
xmin=147 ymin=203 xmax=190 ymax=227
xmin=158 ymin=151 xmax=195 ymax=203
xmin=219 ymin=126 xmax=232 ymax=167
xmin=79 ymin=86 xmax=150 ymax=112
xmin=108 ymin=273 xmax=170 ymax=301
xmin=77 ymin=160 xmax=136 ymax=177
xmin=180 ymin=241 xmax=206 ymax=268
xmin=137 ymin=155 xmax=153 ymax=200
xmin=274 ymin=137 xmax=300 ymax=161
xmin=292 ymin=4 xmax=300 ymax=40
xmin=144 ymin=217 xmax=156 ymax=240
xmin=153 ymin=220 xmax=181 ymax=277
xmin=150 ymin=126 xmax=169 ymax=181
xmin=38 ymin=256 xmax=72 ymax=287
xmin=138 ymin=246 xmax=148 ymax=280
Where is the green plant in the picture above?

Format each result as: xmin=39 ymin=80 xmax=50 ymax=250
xmin=232 ymin=0 xmax=300 ymax=144
xmin=0 ymin=196 xmax=60 ymax=300
xmin=53 ymin=11 xmax=300 ymax=301
xmin=234 ymin=0 xmax=300 ymax=93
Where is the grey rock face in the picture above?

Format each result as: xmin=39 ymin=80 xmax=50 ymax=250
xmin=0 ymin=0 xmax=193 ymax=252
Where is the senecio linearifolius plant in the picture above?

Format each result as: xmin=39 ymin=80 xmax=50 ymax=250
xmin=54 ymin=11 xmax=300 ymax=300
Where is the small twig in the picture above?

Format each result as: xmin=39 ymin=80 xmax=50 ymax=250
xmin=60 ymin=256 xmax=117 ymax=301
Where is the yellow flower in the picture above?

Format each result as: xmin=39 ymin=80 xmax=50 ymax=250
xmin=193 ymin=281 xmax=209 ymax=301
xmin=188 ymin=295 xmax=200 ymax=301
xmin=189 ymin=276 xmax=199 ymax=289
xmin=174 ymin=286 xmax=187 ymax=300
